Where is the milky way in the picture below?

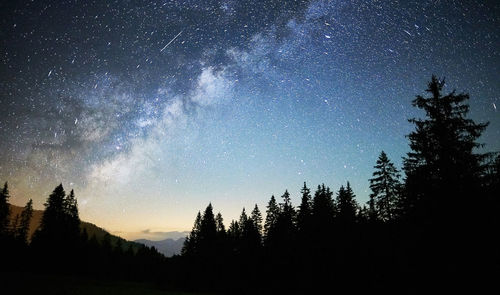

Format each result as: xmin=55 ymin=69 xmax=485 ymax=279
xmin=1 ymin=0 xmax=499 ymax=238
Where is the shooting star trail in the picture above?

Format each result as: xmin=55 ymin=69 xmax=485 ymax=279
xmin=160 ymin=30 xmax=183 ymax=52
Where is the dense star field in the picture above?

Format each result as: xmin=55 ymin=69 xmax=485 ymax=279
xmin=1 ymin=0 xmax=499 ymax=238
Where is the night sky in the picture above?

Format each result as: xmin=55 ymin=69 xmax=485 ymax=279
xmin=1 ymin=0 xmax=499 ymax=239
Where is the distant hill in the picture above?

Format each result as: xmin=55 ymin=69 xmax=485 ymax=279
xmin=8 ymin=204 xmax=143 ymax=252
xmin=134 ymin=237 xmax=186 ymax=257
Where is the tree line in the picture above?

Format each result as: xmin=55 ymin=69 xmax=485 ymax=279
xmin=1 ymin=75 xmax=499 ymax=293
xmin=173 ymin=75 xmax=500 ymax=293
xmin=0 ymin=183 xmax=166 ymax=283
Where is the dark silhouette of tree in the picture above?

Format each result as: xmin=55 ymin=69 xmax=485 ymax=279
xmin=402 ymin=75 xmax=488 ymax=223
xmin=33 ymin=184 xmax=67 ymax=244
xmin=336 ymin=182 xmax=358 ymax=225
xmin=369 ymin=151 xmax=401 ymax=222
xmin=215 ymin=212 xmax=226 ymax=236
xmin=199 ymin=203 xmax=217 ymax=249
xmin=263 ymin=195 xmax=280 ymax=245
xmin=16 ymin=199 xmax=33 ymax=244
xmin=367 ymin=195 xmax=378 ymax=222
xmin=64 ymin=189 xmax=80 ymax=241
xmin=250 ymin=204 xmax=263 ymax=238
xmin=10 ymin=213 xmax=20 ymax=236
xmin=239 ymin=208 xmax=262 ymax=254
xmin=399 ymin=75 xmax=491 ymax=290
xmin=276 ymin=190 xmax=296 ymax=239
xmin=29 ymin=184 xmax=82 ymax=273
xmin=227 ymin=220 xmax=241 ymax=240
xmin=297 ymin=182 xmax=313 ymax=236
xmin=312 ymin=184 xmax=335 ymax=232
xmin=239 ymin=207 xmax=248 ymax=229
xmin=182 ymin=211 xmax=202 ymax=256
xmin=356 ymin=205 xmax=369 ymax=224
xmin=0 ymin=182 xmax=11 ymax=235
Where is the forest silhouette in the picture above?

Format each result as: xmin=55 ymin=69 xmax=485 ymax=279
xmin=1 ymin=76 xmax=499 ymax=294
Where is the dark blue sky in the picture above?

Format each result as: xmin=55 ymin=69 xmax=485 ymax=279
xmin=1 ymin=0 xmax=498 ymax=238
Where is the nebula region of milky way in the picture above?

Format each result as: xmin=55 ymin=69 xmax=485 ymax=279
xmin=1 ymin=0 xmax=499 ymax=239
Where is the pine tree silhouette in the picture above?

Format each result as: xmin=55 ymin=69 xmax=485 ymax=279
xmin=198 ymin=203 xmax=217 ymax=256
xmin=215 ymin=212 xmax=226 ymax=236
xmin=403 ymin=75 xmax=488 ymax=223
xmin=264 ymin=195 xmax=280 ymax=246
xmin=182 ymin=211 xmax=202 ymax=256
xmin=297 ymin=182 xmax=313 ymax=237
xmin=369 ymin=151 xmax=401 ymax=222
xmin=312 ymin=184 xmax=335 ymax=233
xmin=0 ymin=182 xmax=11 ymax=235
xmin=336 ymin=182 xmax=358 ymax=225
xmin=64 ymin=189 xmax=80 ymax=240
xmin=16 ymin=199 xmax=33 ymax=244
xmin=250 ymin=204 xmax=263 ymax=238
xmin=33 ymin=184 xmax=67 ymax=244
xmin=400 ymin=75 xmax=491 ymax=290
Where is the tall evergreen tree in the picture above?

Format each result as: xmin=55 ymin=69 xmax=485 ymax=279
xmin=250 ymin=204 xmax=263 ymax=238
xmin=227 ymin=220 xmax=241 ymax=239
xmin=264 ymin=195 xmax=280 ymax=243
xmin=312 ymin=184 xmax=336 ymax=232
xmin=64 ymin=189 xmax=81 ymax=243
xmin=199 ymin=203 xmax=217 ymax=244
xmin=297 ymin=182 xmax=313 ymax=235
xmin=0 ymin=182 xmax=11 ymax=235
xmin=65 ymin=190 xmax=80 ymax=227
xmin=34 ymin=184 xmax=67 ymax=243
xmin=239 ymin=207 xmax=248 ymax=228
xmin=276 ymin=190 xmax=296 ymax=237
xmin=367 ymin=195 xmax=378 ymax=222
xmin=403 ymin=75 xmax=488 ymax=222
xmin=215 ymin=212 xmax=226 ymax=236
xmin=17 ymin=199 xmax=33 ymax=244
xmin=182 ymin=211 xmax=202 ymax=256
xmin=240 ymin=208 xmax=262 ymax=253
xmin=369 ymin=151 xmax=401 ymax=222
xmin=336 ymin=182 xmax=358 ymax=225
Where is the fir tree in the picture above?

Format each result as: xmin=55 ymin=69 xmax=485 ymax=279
xmin=367 ymin=195 xmax=378 ymax=222
xmin=17 ymin=199 xmax=33 ymax=244
xmin=250 ymin=204 xmax=263 ymax=237
xmin=239 ymin=207 xmax=248 ymax=228
xmin=277 ymin=190 xmax=296 ymax=237
xmin=215 ymin=212 xmax=226 ymax=236
xmin=403 ymin=75 xmax=488 ymax=222
xmin=64 ymin=189 xmax=81 ymax=243
xmin=34 ymin=184 xmax=66 ymax=243
xmin=369 ymin=151 xmax=401 ymax=222
xmin=312 ymin=184 xmax=335 ymax=231
xmin=336 ymin=182 xmax=358 ymax=225
xmin=182 ymin=211 xmax=202 ymax=256
xmin=199 ymin=203 xmax=217 ymax=244
xmin=0 ymin=182 xmax=11 ymax=235
xmin=227 ymin=220 xmax=241 ymax=239
xmin=241 ymin=208 xmax=262 ymax=253
xmin=264 ymin=195 xmax=280 ymax=244
xmin=297 ymin=182 xmax=313 ymax=235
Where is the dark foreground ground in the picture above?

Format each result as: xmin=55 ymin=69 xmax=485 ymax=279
xmin=2 ymin=272 xmax=208 ymax=295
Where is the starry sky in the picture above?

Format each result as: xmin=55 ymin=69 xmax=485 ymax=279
xmin=1 ymin=0 xmax=499 ymax=240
